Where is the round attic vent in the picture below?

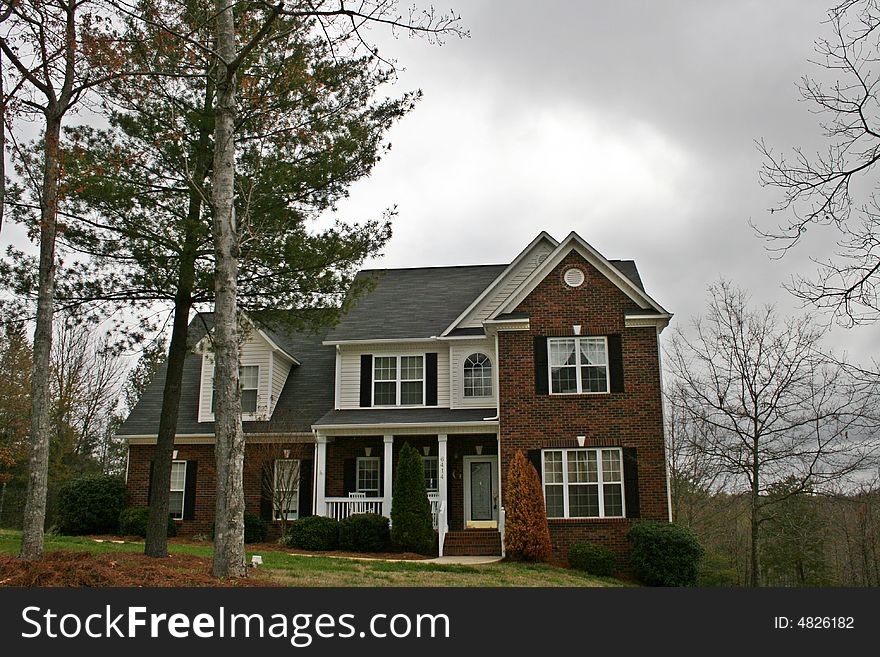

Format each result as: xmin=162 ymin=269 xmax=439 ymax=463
xmin=563 ymin=267 xmax=585 ymax=288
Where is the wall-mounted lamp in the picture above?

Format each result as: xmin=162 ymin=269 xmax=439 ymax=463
xmin=573 ymin=324 xmax=582 ymax=336
xmin=422 ymin=446 xmax=431 ymax=456
xmin=172 ymin=450 xmax=179 ymax=460
xmin=364 ymin=447 xmax=372 ymax=457
xmin=283 ymin=449 xmax=291 ymax=459
xmin=475 ymin=445 xmax=483 ymax=455
xmin=576 ymin=435 xmax=586 ymax=447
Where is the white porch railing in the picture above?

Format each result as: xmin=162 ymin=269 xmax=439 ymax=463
xmin=428 ymin=492 xmax=440 ymax=530
xmin=324 ymin=496 xmax=384 ymax=520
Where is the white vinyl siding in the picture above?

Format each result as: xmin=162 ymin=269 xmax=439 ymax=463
xmin=458 ymin=240 xmax=555 ymax=328
xmin=337 ymin=343 xmax=450 ymax=409
xmin=450 ymin=339 xmax=496 ymax=409
xmin=270 ymin=352 xmax=294 ymax=415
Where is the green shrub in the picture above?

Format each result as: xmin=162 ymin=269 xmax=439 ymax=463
xmin=628 ymin=521 xmax=704 ymax=586
xmin=568 ymin=542 xmax=616 ymax=576
xmin=338 ymin=513 xmax=390 ymax=552
xmin=56 ymin=475 xmax=128 ymax=535
xmin=390 ymin=442 xmax=435 ymax=554
xmin=697 ymin=551 xmax=740 ymax=587
xmin=285 ymin=516 xmax=340 ymax=551
xmin=118 ymin=507 xmax=178 ymax=538
xmin=244 ymin=512 xmax=268 ymax=544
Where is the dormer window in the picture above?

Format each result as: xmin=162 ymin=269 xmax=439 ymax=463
xmin=463 ymin=353 xmax=492 ymax=397
xmin=374 ymin=355 xmax=424 ymax=406
xmin=211 ymin=364 xmax=260 ymax=415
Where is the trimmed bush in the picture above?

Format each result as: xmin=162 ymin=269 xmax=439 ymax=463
xmin=503 ymin=451 xmax=552 ymax=561
xmin=285 ymin=516 xmax=340 ymax=551
xmin=338 ymin=513 xmax=390 ymax=552
xmin=568 ymin=542 xmax=616 ymax=576
xmin=628 ymin=521 xmax=704 ymax=586
xmin=244 ymin=511 xmax=267 ymax=544
xmin=390 ymin=442 xmax=435 ymax=554
xmin=56 ymin=475 xmax=128 ymax=535
xmin=118 ymin=507 xmax=178 ymax=538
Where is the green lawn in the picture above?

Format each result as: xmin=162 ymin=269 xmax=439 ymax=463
xmin=0 ymin=529 xmax=628 ymax=587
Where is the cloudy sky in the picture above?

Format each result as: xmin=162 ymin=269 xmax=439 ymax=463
xmin=332 ymin=0 xmax=875 ymax=362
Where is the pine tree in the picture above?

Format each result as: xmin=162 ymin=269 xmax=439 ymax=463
xmin=390 ymin=442 xmax=435 ymax=554
xmin=504 ymin=451 xmax=552 ymax=562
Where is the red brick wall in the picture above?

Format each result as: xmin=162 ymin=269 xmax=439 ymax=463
xmin=127 ymin=442 xmax=313 ymax=540
xmin=499 ymin=250 xmax=670 ymax=564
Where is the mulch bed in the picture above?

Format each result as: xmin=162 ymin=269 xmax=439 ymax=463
xmin=0 ymin=551 xmax=266 ymax=587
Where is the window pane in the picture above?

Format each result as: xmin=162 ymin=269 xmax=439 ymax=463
xmin=551 ymin=366 xmax=578 ymax=394
xmin=581 ymin=365 xmax=608 ymax=393
xmin=569 ymin=485 xmax=600 ymax=517
xmin=568 ymin=451 xmax=597 ymax=483
xmin=579 ymin=338 xmax=607 ymax=366
xmin=240 ymin=365 xmax=259 ymax=389
xmin=374 ymin=357 xmax=396 ymax=381
xmin=464 ymin=354 xmax=492 ymax=397
xmin=170 ymin=462 xmax=186 ymax=490
xmin=544 ymin=451 xmax=563 ymax=484
xmin=274 ymin=460 xmax=299 ymax=521
xmin=241 ymin=388 xmax=258 ymax=413
xmin=357 ymin=458 xmax=380 ymax=495
xmin=400 ymin=356 xmax=423 ymax=380
xmin=374 ymin=381 xmax=396 ymax=405
xmin=400 ymin=380 xmax=423 ymax=405
xmin=549 ymin=339 xmax=577 ymax=366
xmin=423 ymin=457 xmax=438 ymax=492
xmin=168 ymin=491 xmax=184 ymax=519
xmin=603 ymin=484 xmax=623 ymax=517
xmin=602 ymin=450 xmax=622 ymax=482
xmin=545 ymin=484 xmax=564 ymax=518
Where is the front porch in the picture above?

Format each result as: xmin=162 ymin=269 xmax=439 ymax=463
xmin=312 ymin=428 xmax=503 ymax=556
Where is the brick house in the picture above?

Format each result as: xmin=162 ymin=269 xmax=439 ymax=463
xmin=121 ymin=231 xmax=673 ymax=560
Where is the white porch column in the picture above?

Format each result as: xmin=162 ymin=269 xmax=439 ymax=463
xmin=383 ymin=435 xmax=394 ymax=518
xmin=438 ymin=434 xmax=448 ymax=518
xmin=496 ymin=434 xmax=503 ymax=505
xmin=315 ymin=433 xmax=327 ymax=516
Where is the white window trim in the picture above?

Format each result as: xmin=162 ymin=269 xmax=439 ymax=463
xmin=169 ymin=460 xmax=187 ymax=520
xmin=273 ymin=459 xmax=300 ymax=521
xmin=463 ymin=352 xmax=493 ymax=398
xmin=207 ymin=363 xmax=261 ymax=421
xmin=541 ymin=448 xmax=625 ymax=519
xmin=547 ymin=336 xmax=611 ymax=395
xmin=372 ymin=354 xmax=425 ymax=407
xmin=356 ymin=456 xmax=381 ymax=496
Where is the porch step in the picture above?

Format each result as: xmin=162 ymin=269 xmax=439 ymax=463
xmin=442 ymin=530 xmax=502 ymax=556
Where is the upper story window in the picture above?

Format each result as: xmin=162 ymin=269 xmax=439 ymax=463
xmin=542 ymin=448 xmax=624 ymax=518
xmin=374 ymin=355 xmax=424 ymax=406
xmin=211 ymin=364 xmax=259 ymax=415
xmin=548 ymin=337 xmax=609 ymax=394
xmin=463 ymin=353 xmax=492 ymax=397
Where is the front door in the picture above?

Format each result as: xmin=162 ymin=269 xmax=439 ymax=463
xmin=463 ymin=456 xmax=498 ymax=528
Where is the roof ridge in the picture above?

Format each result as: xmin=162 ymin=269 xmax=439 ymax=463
xmin=358 ymin=263 xmax=507 ymax=273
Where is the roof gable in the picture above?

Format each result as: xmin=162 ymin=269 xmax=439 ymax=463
xmin=494 ymin=231 xmax=670 ymax=318
xmin=441 ymin=232 xmax=559 ymax=336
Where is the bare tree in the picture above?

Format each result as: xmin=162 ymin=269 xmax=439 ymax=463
xmin=666 ymin=280 xmax=879 ymax=586
xmin=758 ymin=0 xmax=880 ymax=327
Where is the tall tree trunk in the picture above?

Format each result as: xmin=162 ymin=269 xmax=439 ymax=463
xmin=144 ymin=75 xmax=214 ymax=558
xmin=19 ymin=112 xmax=62 ymax=560
xmin=211 ymin=0 xmax=246 ymax=579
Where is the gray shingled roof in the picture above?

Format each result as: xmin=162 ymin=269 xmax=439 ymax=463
xmin=324 ymin=265 xmax=508 ymax=342
xmin=117 ymin=313 xmax=335 ymax=436
xmin=314 ymin=408 xmax=497 ymax=427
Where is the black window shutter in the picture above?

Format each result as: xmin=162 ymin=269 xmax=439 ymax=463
xmin=183 ymin=461 xmax=198 ymax=521
xmin=343 ymin=458 xmax=356 ymax=494
xmin=527 ymin=450 xmax=543 ymax=481
xmin=260 ymin=461 xmax=273 ymax=521
xmin=623 ymin=447 xmax=640 ymax=518
xmin=147 ymin=461 xmax=154 ymax=505
xmin=425 ymin=353 xmax=438 ymax=406
xmin=359 ymin=354 xmax=373 ymax=407
xmin=534 ymin=337 xmax=549 ymax=394
xmin=608 ymin=334 xmax=624 ymax=393
xmin=298 ymin=460 xmax=314 ymax=518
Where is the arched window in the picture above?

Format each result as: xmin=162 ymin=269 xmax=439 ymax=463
xmin=463 ymin=353 xmax=492 ymax=397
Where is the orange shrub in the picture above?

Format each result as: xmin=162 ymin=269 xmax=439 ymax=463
xmin=504 ymin=451 xmax=552 ymax=561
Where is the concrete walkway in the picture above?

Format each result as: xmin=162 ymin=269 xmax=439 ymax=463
xmin=284 ymin=552 xmax=502 ymax=565
xmin=424 ymin=555 xmax=502 ymax=565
